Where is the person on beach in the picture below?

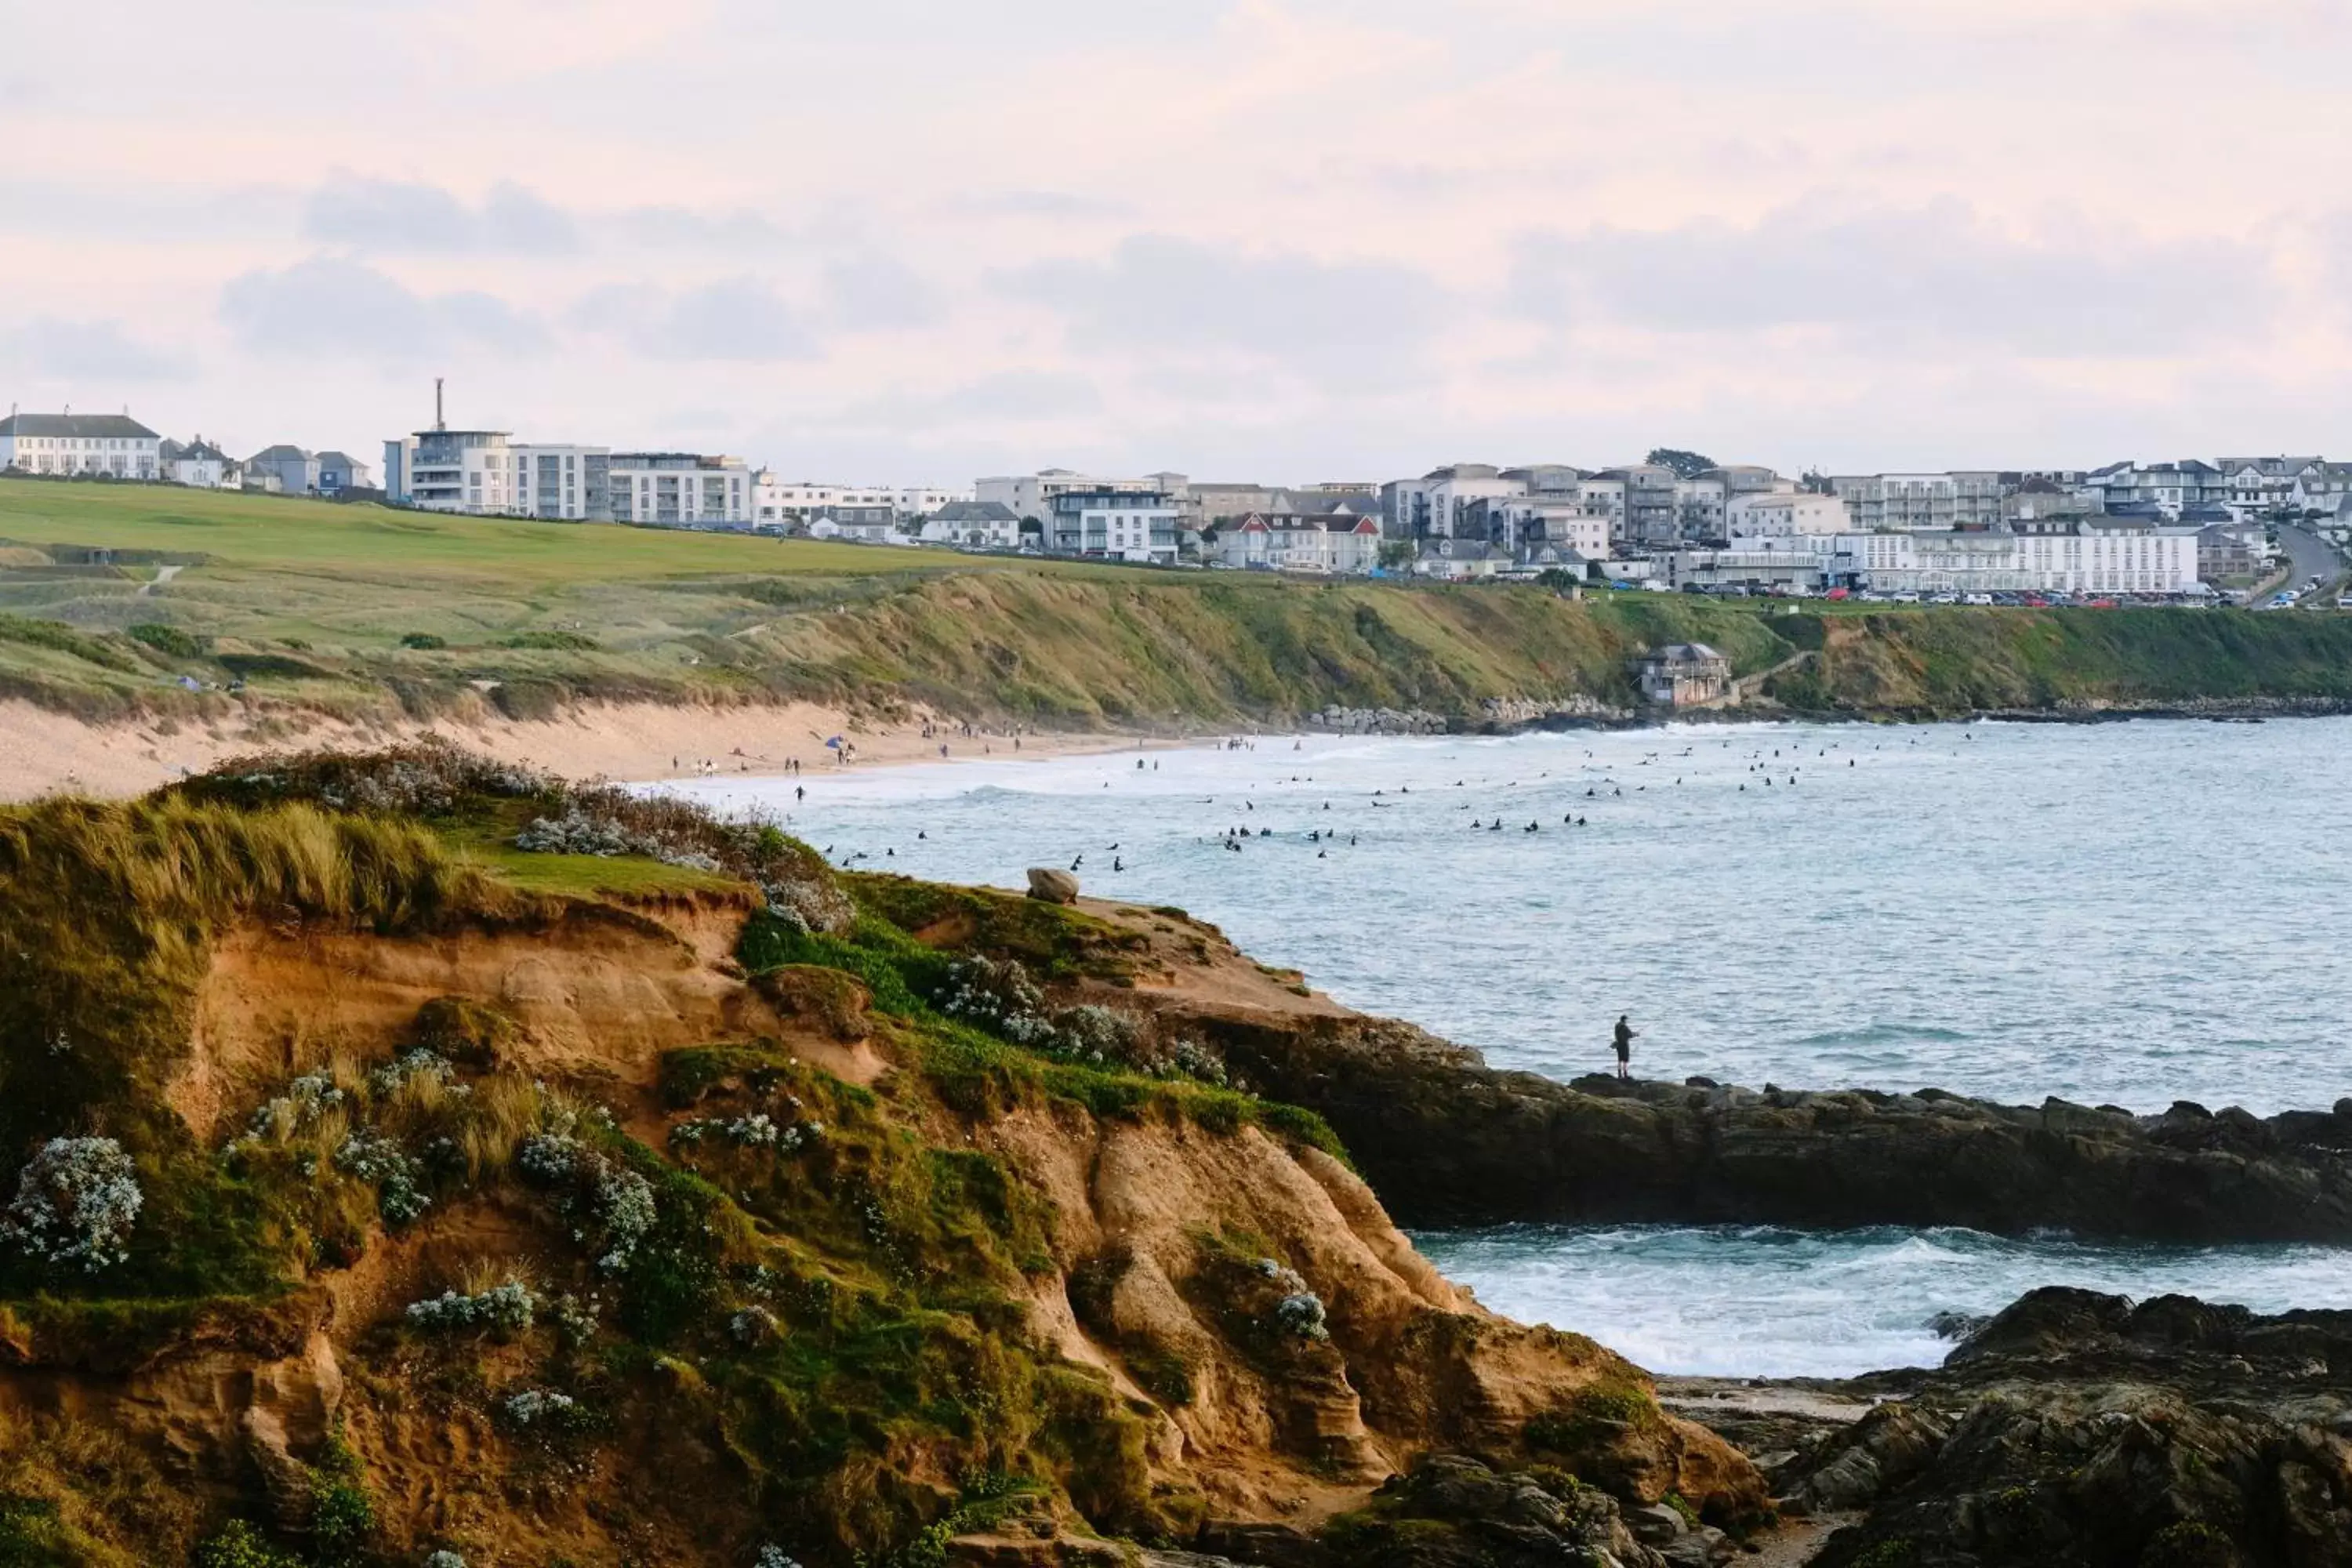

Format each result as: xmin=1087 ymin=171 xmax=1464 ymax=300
xmin=1613 ymin=1014 xmax=1639 ymax=1080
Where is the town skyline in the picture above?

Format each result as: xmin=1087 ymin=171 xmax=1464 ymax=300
xmin=5 ymin=1 xmax=2350 ymax=480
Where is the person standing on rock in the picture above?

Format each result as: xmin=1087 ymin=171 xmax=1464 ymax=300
xmin=1612 ymin=1015 xmax=1639 ymax=1080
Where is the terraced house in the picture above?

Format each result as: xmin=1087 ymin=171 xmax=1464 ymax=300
xmin=0 ymin=412 xmax=161 ymax=478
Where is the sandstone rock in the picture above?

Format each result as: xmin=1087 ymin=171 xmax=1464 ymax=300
xmin=1027 ymin=866 xmax=1080 ymax=904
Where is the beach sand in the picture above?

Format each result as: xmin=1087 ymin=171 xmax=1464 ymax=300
xmin=0 ymin=697 xmax=1171 ymax=802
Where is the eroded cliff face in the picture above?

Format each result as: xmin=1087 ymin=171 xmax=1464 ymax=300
xmin=0 ymin=880 xmax=1764 ymax=1568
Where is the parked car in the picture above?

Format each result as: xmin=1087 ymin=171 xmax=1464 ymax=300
xmin=1962 ymin=592 xmax=1994 ymax=605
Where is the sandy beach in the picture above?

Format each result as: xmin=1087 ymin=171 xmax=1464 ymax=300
xmin=0 ymin=696 xmax=1169 ymax=802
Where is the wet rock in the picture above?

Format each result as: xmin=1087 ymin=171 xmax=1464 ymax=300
xmin=1788 ymin=1403 xmax=1951 ymax=1512
xmin=1308 ymin=1453 xmax=1670 ymax=1568
xmin=1179 ymin=1012 xmax=2352 ymax=1240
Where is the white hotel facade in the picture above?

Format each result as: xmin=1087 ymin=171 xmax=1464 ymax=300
xmin=1795 ymin=520 xmax=2201 ymax=595
xmin=0 ymin=413 xmax=162 ymax=478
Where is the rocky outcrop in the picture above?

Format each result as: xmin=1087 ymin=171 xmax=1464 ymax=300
xmin=1160 ymin=1004 xmax=2352 ymax=1242
xmin=1697 ymin=1289 xmax=2352 ymax=1566
xmin=1309 ymin=695 xmax=1631 ymax=736
xmin=1240 ymin=1452 xmax=1735 ymax=1568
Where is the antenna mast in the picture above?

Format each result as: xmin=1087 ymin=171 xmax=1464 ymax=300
xmin=434 ymin=377 xmax=445 ymax=432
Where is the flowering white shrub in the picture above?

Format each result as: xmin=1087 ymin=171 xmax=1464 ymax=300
xmin=592 ymin=1166 xmax=657 ymax=1273
xmin=368 ymin=1048 xmax=457 ymax=1098
xmin=500 ymin=1388 xmax=585 ymax=1429
xmin=249 ymin=1070 xmax=344 ymax=1132
xmin=730 ymin=1305 xmax=780 ymax=1345
xmin=1 ymin=1138 xmax=142 ymax=1272
xmin=423 ymin=1552 xmax=469 ymax=1568
xmin=515 ymin=1132 xmax=581 ymax=1182
xmin=754 ymin=1548 xmax=803 ymax=1568
xmin=514 ymin=808 xmax=718 ymax=872
xmin=1254 ymin=1259 xmax=1330 ymax=1340
xmin=405 ymin=1282 xmax=537 ymax=1333
xmin=335 ymin=1131 xmax=430 ymax=1224
xmin=1274 ymin=1290 xmax=1330 ymax=1341
xmin=517 ymin=1134 xmax=657 ymax=1273
xmin=668 ymin=1114 xmax=821 ymax=1154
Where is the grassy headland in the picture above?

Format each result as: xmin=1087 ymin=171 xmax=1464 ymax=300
xmin=8 ymin=477 xmax=2352 ymax=750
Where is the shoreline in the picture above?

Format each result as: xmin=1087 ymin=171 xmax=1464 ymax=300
xmin=8 ymin=689 xmax=2350 ymax=803
xmin=0 ymin=695 xmax=1175 ymax=804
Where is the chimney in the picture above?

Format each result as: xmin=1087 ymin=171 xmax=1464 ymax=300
xmin=434 ymin=377 xmax=445 ymax=432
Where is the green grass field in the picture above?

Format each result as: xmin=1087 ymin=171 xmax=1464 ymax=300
xmin=0 ymin=476 xmax=1048 ymax=583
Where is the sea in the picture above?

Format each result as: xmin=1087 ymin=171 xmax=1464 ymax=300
xmin=650 ymin=717 xmax=2352 ymax=1377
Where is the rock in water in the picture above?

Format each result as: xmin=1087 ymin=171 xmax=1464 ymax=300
xmin=1026 ymin=866 xmax=1080 ymax=904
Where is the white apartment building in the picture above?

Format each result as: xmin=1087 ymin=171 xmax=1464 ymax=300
xmin=0 ymin=413 xmax=162 ymax=478
xmin=754 ymin=477 xmax=896 ymax=528
xmin=977 ymin=468 xmax=1160 ymax=524
xmin=2076 ymin=461 xmax=2227 ymax=519
xmin=1727 ymin=492 xmax=1849 ymax=536
xmin=1381 ymin=465 xmax=1529 ymax=542
xmin=1829 ymin=472 xmax=2011 ymax=531
xmin=385 ymin=430 xmax=612 ymax=519
xmin=1047 ymin=488 xmax=1180 ymax=564
xmin=1809 ymin=519 xmax=2199 ymax=594
xmin=895 ymin=485 xmax=973 ymax=518
xmin=510 ymin=445 xmax=610 ymax=520
xmin=2220 ymin=457 xmax=2322 ymax=517
xmin=1467 ymin=496 xmax=1610 ymax=559
xmin=386 ymin=427 xmax=510 ymax=512
xmin=609 ymin=452 xmax=753 ymax=528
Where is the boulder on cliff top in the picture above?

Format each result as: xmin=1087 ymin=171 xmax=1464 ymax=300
xmin=1027 ymin=866 xmax=1080 ymax=904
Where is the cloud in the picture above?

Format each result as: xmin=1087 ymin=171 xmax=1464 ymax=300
xmin=1505 ymin=200 xmax=2271 ymax=355
xmin=824 ymin=253 xmax=942 ymax=331
xmin=304 ymin=177 xmax=580 ymax=254
xmin=574 ymin=278 xmax=818 ymax=361
xmin=220 ymin=257 xmax=549 ymax=361
xmin=1001 ymin=234 xmax=1447 ymax=356
xmin=0 ymin=318 xmax=194 ymax=381
xmin=954 ymin=190 xmax=1134 ymax=220
xmin=829 ymin=370 xmax=1104 ymax=428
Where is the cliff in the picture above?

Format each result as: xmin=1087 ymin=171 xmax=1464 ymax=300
xmin=0 ymin=746 xmax=1764 ymax=1568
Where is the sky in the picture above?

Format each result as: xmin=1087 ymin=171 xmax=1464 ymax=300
xmin=2 ymin=0 xmax=2347 ymax=485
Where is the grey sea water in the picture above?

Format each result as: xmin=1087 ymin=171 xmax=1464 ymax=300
xmin=652 ymin=717 xmax=2352 ymax=1375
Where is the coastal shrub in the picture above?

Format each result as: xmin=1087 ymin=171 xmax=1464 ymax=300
xmin=191 ymin=1520 xmax=299 ymax=1568
xmin=753 ymin=1549 xmax=802 ymax=1568
xmin=423 ymin=1553 xmax=468 ymax=1568
xmin=499 ymin=1388 xmax=591 ymax=1434
xmin=498 ymin=630 xmax=601 ymax=652
xmin=0 ymin=1138 xmax=142 ymax=1272
xmin=405 ymin=1283 xmax=536 ymax=1334
xmin=126 ymin=622 xmax=207 ymax=659
xmin=333 ymin=1130 xmax=430 ymax=1224
xmin=397 ymin=633 xmax=446 ymax=650
xmin=669 ymin=1112 xmax=824 ymax=1154
xmin=0 ymin=1492 xmax=67 ymax=1566
xmin=0 ymin=614 xmax=136 ymax=673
